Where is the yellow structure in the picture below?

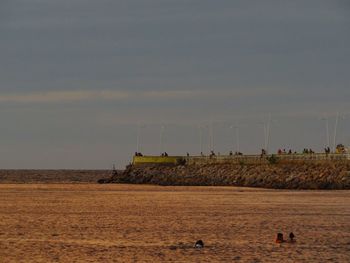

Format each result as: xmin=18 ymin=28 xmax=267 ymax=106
xmin=133 ymin=156 xmax=183 ymax=165
xmin=335 ymin=144 xmax=347 ymax=154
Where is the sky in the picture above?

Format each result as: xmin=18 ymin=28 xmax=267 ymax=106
xmin=0 ymin=0 xmax=349 ymax=169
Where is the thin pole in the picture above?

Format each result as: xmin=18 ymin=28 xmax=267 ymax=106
xmin=326 ymin=117 xmax=330 ymax=147
xmin=199 ymin=126 xmax=203 ymax=154
xmin=236 ymin=127 xmax=240 ymax=152
xmin=263 ymin=123 xmax=267 ymax=150
xmin=333 ymin=112 xmax=339 ymax=152
xmin=266 ymin=113 xmax=272 ymax=153
xmin=230 ymin=125 xmax=240 ymax=152
xmin=230 ymin=125 xmax=234 ymax=151
xmin=321 ymin=116 xmax=330 ymax=147
xmin=208 ymin=125 xmax=211 ymax=153
xmin=210 ymin=121 xmax=214 ymax=151
xmin=136 ymin=124 xmax=140 ymax=153
xmin=159 ymin=125 xmax=165 ymax=154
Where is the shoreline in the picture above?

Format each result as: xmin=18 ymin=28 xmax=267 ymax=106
xmin=0 ymin=170 xmax=110 ymax=184
xmin=1 ymin=161 xmax=350 ymax=190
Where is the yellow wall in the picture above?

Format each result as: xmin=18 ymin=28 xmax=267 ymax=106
xmin=133 ymin=156 xmax=182 ymax=165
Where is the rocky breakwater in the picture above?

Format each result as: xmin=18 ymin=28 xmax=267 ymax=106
xmin=108 ymin=161 xmax=350 ymax=189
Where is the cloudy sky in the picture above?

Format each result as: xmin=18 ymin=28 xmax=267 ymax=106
xmin=0 ymin=0 xmax=349 ymax=168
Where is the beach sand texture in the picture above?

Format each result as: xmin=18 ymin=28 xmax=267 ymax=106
xmin=0 ymin=184 xmax=349 ymax=262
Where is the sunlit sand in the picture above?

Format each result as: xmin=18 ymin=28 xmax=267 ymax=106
xmin=0 ymin=184 xmax=349 ymax=262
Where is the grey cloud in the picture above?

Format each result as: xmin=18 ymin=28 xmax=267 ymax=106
xmin=0 ymin=87 xmax=287 ymax=104
xmin=0 ymin=0 xmax=349 ymax=168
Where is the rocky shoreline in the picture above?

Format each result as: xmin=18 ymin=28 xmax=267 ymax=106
xmin=106 ymin=161 xmax=350 ymax=189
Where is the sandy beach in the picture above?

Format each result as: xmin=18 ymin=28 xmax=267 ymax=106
xmin=0 ymin=184 xmax=349 ymax=262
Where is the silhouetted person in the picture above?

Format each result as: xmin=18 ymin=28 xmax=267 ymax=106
xmin=289 ymin=232 xmax=295 ymax=243
xmin=275 ymin=233 xmax=285 ymax=243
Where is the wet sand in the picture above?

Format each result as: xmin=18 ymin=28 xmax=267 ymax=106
xmin=0 ymin=184 xmax=349 ymax=262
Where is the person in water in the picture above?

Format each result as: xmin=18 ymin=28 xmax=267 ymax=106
xmin=275 ymin=232 xmax=296 ymax=243
xmin=275 ymin=233 xmax=285 ymax=243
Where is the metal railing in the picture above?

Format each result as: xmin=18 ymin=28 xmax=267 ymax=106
xmin=186 ymin=153 xmax=350 ymax=165
xmin=133 ymin=153 xmax=350 ymax=165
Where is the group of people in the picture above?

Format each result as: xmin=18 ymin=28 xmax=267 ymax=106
xmin=324 ymin=147 xmax=331 ymax=154
xmin=209 ymin=150 xmax=216 ymax=157
xmin=136 ymin=146 xmax=339 ymax=157
xmin=229 ymin=151 xmax=243 ymax=156
xmin=276 ymin=232 xmax=296 ymax=244
xmin=302 ymin=148 xmax=315 ymax=154
xmin=277 ymin=149 xmax=296 ymax=155
xmin=274 ymin=148 xmax=317 ymax=154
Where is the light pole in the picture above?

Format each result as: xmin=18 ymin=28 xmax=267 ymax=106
xmin=209 ymin=121 xmax=214 ymax=152
xmin=320 ymin=116 xmax=330 ymax=148
xmin=259 ymin=114 xmax=273 ymax=153
xmin=259 ymin=122 xmax=268 ymax=151
xmin=333 ymin=112 xmax=346 ymax=152
xmin=198 ymin=125 xmax=203 ymax=154
xmin=136 ymin=124 xmax=140 ymax=153
xmin=159 ymin=124 xmax=165 ymax=154
xmin=136 ymin=123 xmax=146 ymax=153
xmin=333 ymin=112 xmax=339 ymax=152
xmin=266 ymin=114 xmax=272 ymax=153
xmin=230 ymin=125 xmax=240 ymax=152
